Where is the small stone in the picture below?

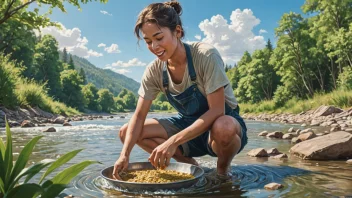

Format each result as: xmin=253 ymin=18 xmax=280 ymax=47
xmin=21 ymin=120 xmax=35 ymax=128
xmin=282 ymin=133 xmax=294 ymax=140
xmin=288 ymin=127 xmax=295 ymax=133
xmin=301 ymin=123 xmax=307 ymax=127
xmin=316 ymin=133 xmax=325 ymax=137
xmin=110 ymin=116 xmax=114 ymax=118
xmin=266 ymin=131 xmax=284 ymax=139
xmin=347 ymin=159 xmax=352 ymax=164
xmin=247 ymin=148 xmax=268 ymax=157
xmin=258 ymin=131 xmax=268 ymax=136
xmin=267 ymin=148 xmax=282 ymax=156
xmin=264 ymin=182 xmax=283 ymax=190
xmin=298 ymin=132 xmax=316 ymax=141
xmin=291 ymin=137 xmax=301 ymax=144
xmin=64 ymin=195 xmax=74 ymax=198
xmin=271 ymin=154 xmax=288 ymax=159
xmin=344 ymin=128 xmax=352 ymax=132
xmin=43 ymin=127 xmax=56 ymax=132
xmin=63 ymin=122 xmax=72 ymax=126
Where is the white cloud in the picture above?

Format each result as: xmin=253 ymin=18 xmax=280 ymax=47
xmin=198 ymin=9 xmax=265 ymax=64
xmin=259 ymin=29 xmax=267 ymax=34
xmin=100 ymin=10 xmax=112 ymax=16
xmin=39 ymin=23 xmax=102 ymax=58
xmin=105 ymin=67 xmax=130 ymax=74
xmin=98 ymin=43 xmax=106 ymax=47
xmin=104 ymin=44 xmax=121 ymax=53
xmin=195 ymin=34 xmax=201 ymax=40
xmin=110 ymin=58 xmax=147 ymax=67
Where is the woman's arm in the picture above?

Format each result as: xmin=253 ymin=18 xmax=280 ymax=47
xmin=149 ymin=86 xmax=225 ymax=168
xmin=121 ymin=96 xmax=152 ymax=157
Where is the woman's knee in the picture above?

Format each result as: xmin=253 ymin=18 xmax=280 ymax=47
xmin=211 ymin=115 xmax=241 ymax=146
xmin=119 ymin=123 xmax=128 ymax=143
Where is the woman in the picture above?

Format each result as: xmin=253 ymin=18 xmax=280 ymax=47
xmin=113 ymin=1 xmax=248 ymax=180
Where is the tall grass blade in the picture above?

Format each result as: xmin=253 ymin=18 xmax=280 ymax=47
xmin=4 ymin=120 xmax=13 ymax=191
xmin=4 ymin=183 xmax=43 ymax=198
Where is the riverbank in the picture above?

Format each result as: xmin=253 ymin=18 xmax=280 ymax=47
xmin=0 ymin=106 xmax=127 ymax=128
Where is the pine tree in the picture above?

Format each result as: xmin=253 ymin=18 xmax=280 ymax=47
xmin=68 ymin=54 xmax=75 ymax=70
xmin=63 ymin=47 xmax=68 ymax=63
xmin=80 ymin=68 xmax=87 ymax=84
xmin=266 ymin=39 xmax=273 ymax=52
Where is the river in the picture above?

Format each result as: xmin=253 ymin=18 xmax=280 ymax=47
xmin=1 ymin=113 xmax=352 ymax=198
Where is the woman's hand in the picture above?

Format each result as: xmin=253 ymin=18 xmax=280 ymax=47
xmin=112 ymin=155 xmax=129 ymax=180
xmin=149 ymin=138 xmax=178 ymax=169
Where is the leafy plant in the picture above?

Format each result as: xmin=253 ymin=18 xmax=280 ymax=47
xmin=0 ymin=119 xmax=99 ymax=198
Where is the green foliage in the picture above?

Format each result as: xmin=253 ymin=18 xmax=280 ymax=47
xmin=62 ymin=48 xmax=68 ymax=63
xmin=0 ymin=0 xmax=109 ymax=29
xmin=68 ymin=55 xmax=75 ymax=70
xmin=82 ymin=83 xmax=99 ymax=110
xmin=32 ymin=35 xmax=62 ymax=97
xmin=97 ymin=89 xmax=115 ymax=112
xmin=123 ymin=92 xmax=137 ymax=109
xmin=0 ymin=53 xmax=22 ymax=108
xmin=337 ymin=66 xmax=352 ymax=90
xmin=117 ymin=89 xmax=128 ymax=98
xmin=79 ymin=68 xmax=87 ymax=85
xmin=60 ymin=69 xmax=84 ymax=109
xmin=0 ymin=119 xmax=99 ymax=198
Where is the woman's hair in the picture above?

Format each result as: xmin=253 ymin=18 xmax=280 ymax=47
xmin=134 ymin=1 xmax=185 ymax=42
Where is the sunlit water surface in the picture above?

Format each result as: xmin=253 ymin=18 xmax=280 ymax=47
xmin=1 ymin=113 xmax=351 ymax=198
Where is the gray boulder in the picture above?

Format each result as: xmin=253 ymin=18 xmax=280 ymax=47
xmin=289 ymin=131 xmax=352 ymax=160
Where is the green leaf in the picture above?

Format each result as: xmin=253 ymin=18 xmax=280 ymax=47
xmin=0 ymin=133 xmax=5 ymax=159
xmin=4 ymin=183 xmax=43 ymax=198
xmin=0 ymin=177 xmax=5 ymax=194
xmin=10 ymin=136 xmax=43 ymax=187
xmin=23 ymin=159 xmax=55 ymax=184
xmin=40 ymin=184 xmax=67 ymax=198
xmin=4 ymin=119 xmax=13 ymax=190
xmin=0 ymin=147 xmax=5 ymax=184
xmin=42 ymin=160 xmax=99 ymax=189
xmin=39 ymin=149 xmax=83 ymax=184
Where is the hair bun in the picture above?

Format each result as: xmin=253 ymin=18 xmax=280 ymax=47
xmin=164 ymin=1 xmax=182 ymax=15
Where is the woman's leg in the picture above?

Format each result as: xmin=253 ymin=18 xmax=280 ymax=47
xmin=208 ymin=115 xmax=242 ymax=175
xmin=119 ymin=118 xmax=198 ymax=165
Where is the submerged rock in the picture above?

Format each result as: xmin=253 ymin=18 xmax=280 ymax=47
xmin=264 ymin=182 xmax=283 ymax=190
xmin=271 ymin=154 xmax=288 ymax=159
xmin=290 ymin=131 xmax=352 ymax=160
xmin=43 ymin=127 xmax=56 ymax=132
xmin=21 ymin=120 xmax=35 ymax=128
xmin=258 ymin=131 xmax=268 ymax=136
xmin=267 ymin=148 xmax=282 ymax=156
xmin=297 ymin=132 xmax=316 ymax=142
xmin=266 ymin=131 xmax=283 ymax=139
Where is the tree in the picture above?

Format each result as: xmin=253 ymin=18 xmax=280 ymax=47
xmin=118 ymin=88 xmax=128 ymax=98
xmin=79 ymin=68 xmax=87 ymax=84
xmin=0 ymin=0 xmax=109 ymax=29
xmin=63 ymin=47 xmax=68 ymax=63
xmin=60 ymin=69 xmax=84 ymax=109
xmin=32 ymin=35 xmax=62 ymax=97
xmin=123 ymin=92 xmax=137 ymax=109
xmin=98 ymin=89 xmax=115 ymax=112
xmin=82 ymin=83 xmax=99 ymax=110
xmin=68 ymin=54 xmax=75 ymax=70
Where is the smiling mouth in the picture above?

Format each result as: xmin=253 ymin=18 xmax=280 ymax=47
xmin=156 ymin=50 xmax=165 ymax=57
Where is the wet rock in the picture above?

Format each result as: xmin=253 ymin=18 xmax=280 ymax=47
xmin=301 ymin=123 xmax=307 ymax=127
xmin=247 ymin=148 xmax=268 ymax=157
xmin=266 ymin=131 xmax=283 ymax=139
xmin=267 ymin=148 xmax=282 ymax=156
xmin=288 ymin=127 xmax=295 ymax=133
xmin=271 ymin=154 xmax=288 ymax=159
xmin=120 ymin=116 xmax=125 ymax=119
xmin=313 ymin=105 xmax=343 ymax=117
xmin=21 ymin=120 xmax=35 ymax=128
xmin=310 ymin=120 xmax=321 ymax=126
xmin=291 ymin=137 xmax=302 ymax=144
xmin=64 ymin=195 xmax=74 ymax=198
xmin=330 ymin=123 xmax=339 ymax=128
xmin=330 ymin=126 xmax=340 ymax=132
xmin=258 ymin=131 xmax=268 ymax=136
xmin=109 ymin=116 xmax=114 ymax=118
xmin=43 ymin=127 xmax=56 ymax=132
xmin=63 ymin=122 xmax=72 ymax=127
xmin=264 ymin=182 xmax=283 ymax=190
xmin=298 ymin=132 xmax=316 ymax=142
xmin=98 ymin=115 xmax=103 ymax=118
xmin=345 ymin=128 xmax=352 ymax=133
xmin=347 ymin=159 xmax=352 ymax=164
xmin=53 ymin=116 xmax=65 ymax=124
xmin=9 ymin=120 xmax=20 ymax=127
xmin=299 ymin=128 xmax=314 ymax=135
xmin=290 ymin=131 xmax=352 ymax=160
xmin=282 ymin=133 xmax=295 ymax=140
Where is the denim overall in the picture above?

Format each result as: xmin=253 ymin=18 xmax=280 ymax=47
xmin=162 ymin=43 xmax=248 ymax=157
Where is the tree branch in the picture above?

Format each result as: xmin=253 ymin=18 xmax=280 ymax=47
xmin=0 ymin=0 xmax=36 ymax=25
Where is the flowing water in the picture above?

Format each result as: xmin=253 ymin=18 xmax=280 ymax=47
xmin=1 ymin=113 xmax=352 ymax=198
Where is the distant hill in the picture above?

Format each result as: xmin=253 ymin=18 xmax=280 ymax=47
xmin=67 ymin=54 xmax=140 ymax=96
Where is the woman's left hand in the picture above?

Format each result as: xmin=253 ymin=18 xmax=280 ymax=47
xmin=149 ymin=138 xmax=177 ymax=169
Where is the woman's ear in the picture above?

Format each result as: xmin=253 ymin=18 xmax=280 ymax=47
xmin=175 ymin=25 xmax=182 ymax=38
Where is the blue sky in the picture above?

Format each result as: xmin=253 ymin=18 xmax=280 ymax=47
xmin=34 ymin=0 xmax=305 ymax=82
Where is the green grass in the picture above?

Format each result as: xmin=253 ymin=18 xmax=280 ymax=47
xmin=240 ymin=89 xmax=352 ymax=114
xmin=15 ymin=80 xmax=79 ymax=116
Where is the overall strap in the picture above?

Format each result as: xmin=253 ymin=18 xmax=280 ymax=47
xmin=184 ymin=43 xmax=197 ymax=82
xmin=162 ymin=62 xmax=169 ymax=88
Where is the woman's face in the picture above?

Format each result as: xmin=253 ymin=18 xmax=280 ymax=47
xmin=141 ymin=22 xmax=180 ymax=61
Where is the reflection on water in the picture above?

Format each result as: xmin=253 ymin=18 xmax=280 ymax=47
xmin=1 ymin=113 xmax=352 ymax=197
